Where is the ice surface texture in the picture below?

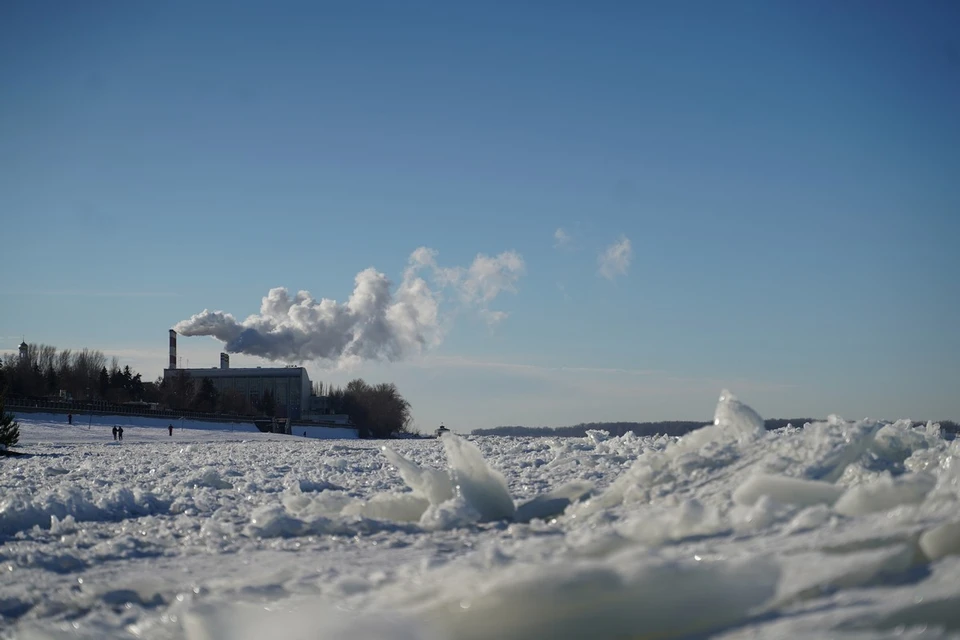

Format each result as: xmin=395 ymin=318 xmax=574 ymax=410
xmin=4 ymin=392 xmax=960 ymax=639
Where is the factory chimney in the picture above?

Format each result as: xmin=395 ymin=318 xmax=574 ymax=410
xmin=169 ymin=329 xmax=177 ymax=370
xmin=220 ymin=352 xmax=230 ymax=369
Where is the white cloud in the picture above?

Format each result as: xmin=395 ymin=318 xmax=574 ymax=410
xmin=479 ymin=309 xmax=509 ymax=326
xmin=460 ymin=251 xmax=526 ymax=304
xmin=553 ymin=227 xmax=572 ymax=249
xmin=414 ymin=248 xmax=526 ymax=306
xmin=598 ymin=235 xmax=632 ymax=280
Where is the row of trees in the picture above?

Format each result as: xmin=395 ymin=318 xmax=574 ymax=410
xmin=324 ymin=379 xmax=414 ymax=438
xmin=0 ymin=344 xmax=258 ymax=416
xmin=473 ymin=421 xmax=716 ymax=438
xmin=474 ymin=418 xmax=960 ymax=438
xmin=0 ymin=344 xmax=147 ymax=404
xmin=472 ymin=419 xmax=820 ymax=438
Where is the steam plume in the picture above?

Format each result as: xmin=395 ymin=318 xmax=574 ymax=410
xmin=174 ymin=247 xmax=524 ymax=367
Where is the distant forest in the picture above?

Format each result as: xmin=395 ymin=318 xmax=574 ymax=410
xmin=473 ymin=418 xmax=960 ymax=438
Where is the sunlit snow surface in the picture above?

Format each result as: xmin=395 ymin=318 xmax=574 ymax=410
xmin=3 ymin=392 xmax=960 ymax=639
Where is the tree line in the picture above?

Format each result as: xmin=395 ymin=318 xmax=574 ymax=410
xmin=322 ymin=379 xmax=415 ymax=439
xmin=472 ymin=418 xmax=960 ymax=438
xmin=0 ymin=344 xmax=147 ymax=404
xmin=473 ymin=421 xmax=720 ymax=438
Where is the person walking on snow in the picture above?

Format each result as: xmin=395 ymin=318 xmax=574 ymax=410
xmin=168 ymin=424 xmax=173 ymax=437
xmin=117 ymin=426 xmax=124 ymax=441
xmin=112 ymin=426 xmax=117 ymax=441
xmin=68 ymin=413 xmax=72 ymax=425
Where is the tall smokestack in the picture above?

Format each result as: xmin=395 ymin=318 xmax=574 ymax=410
xmin=220 ymin=352 xmax=229 ymax=369
xmin=169 ymin=329 xmax=177 ymax=370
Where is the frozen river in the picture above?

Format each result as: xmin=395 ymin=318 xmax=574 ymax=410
xmin=2 ymin=391 xmax=959 ymax=639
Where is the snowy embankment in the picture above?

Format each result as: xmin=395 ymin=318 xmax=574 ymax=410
xmin=2 ymin=391 xmax=960 ymax=639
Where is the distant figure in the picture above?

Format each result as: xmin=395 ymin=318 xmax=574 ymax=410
xmin=112 ymin=426 xmax=118 ymax=441
xmin=68 ymin=413 xmax=73 ymax=425
xmin=117 ymin=426 xmax=124 ymax=441
xmin=435 ymin=424 xmax=450 ymax=438
xmin=303 ymin=431 xmax=307 ymax=437
xmin=168 ymin=424 xmax=174 ymax=437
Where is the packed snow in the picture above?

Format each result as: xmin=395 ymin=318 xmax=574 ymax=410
xmin=3 ymin=392 xmax=960 ymax=639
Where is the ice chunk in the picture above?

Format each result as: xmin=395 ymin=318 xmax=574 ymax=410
xmin=244 ymin=504 xmax=307 ymax=538
xmin=419 ymin=497 xmax=482 ymax=531
xmin=571 ymin=391 xmax=765 ymax=517
xmin=43 ymin=466 xmax=69 ymax=477
xmin=382 ymin=446 xmax=455 ymax=505
xmin=733 ymin=473 xmax=844 ymax=507
xmin=871 ymin=421 xmax=934 ymax=464
xmin=619 ymin=499 xmax=729 ymax=546
xmin=341 ymin=492 xmax=431 ymax=523
xmin=183 ymin=600 xmax=427 ymax=640
xmin=804 ymin=418 xmax=884 ymax=483
xmin=833 ymin=472 xmax=936 ymax=516
xmin=672 ymin=390 xmax=765 ymax=453
xmin=774 ymin=544 xmax=916 ymax=607
xmin=919 ymin=521 xmax=960 ymax=562
xmin=585 ymin=430 xmax=610 ymax=445
xmin=185 ymin=468 xmax=233 ymax=490
xmin=418 ymin=552 xmax=780 ymax=640
xmin=713 ymin=389 xmax=766 ymax=441
xmin=783 ymin=505 xmax=833 ymax=534
xmin=441 ymin=433 xmax=516 ymax=522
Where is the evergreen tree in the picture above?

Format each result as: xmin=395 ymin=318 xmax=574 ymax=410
xmin=45 ymin=364 xmax=59 ymax=394
xmin=98 ymin=367 xmax=110 ymax=398
xmin=130 ymin=373 xmax=144 ymax=401
xmin=109 ymin=367 xmax=123 ymax=390
xmin=0 ymin=394 xmax=20 ymax=451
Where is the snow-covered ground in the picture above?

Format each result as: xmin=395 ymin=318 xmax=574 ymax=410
xmin=10 ymin=412 xmax=358 ymax=444
xmin=3 ymin=392 xmax=960 ymax=639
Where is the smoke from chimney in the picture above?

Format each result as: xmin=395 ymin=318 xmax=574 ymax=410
xmin=173 ymin=247 xmax=524 ymax=367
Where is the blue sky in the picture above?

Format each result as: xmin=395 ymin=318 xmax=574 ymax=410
xmin=2 ymin=1 xmax=958 ymax=431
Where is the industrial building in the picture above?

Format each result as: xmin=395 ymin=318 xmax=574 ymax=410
xmin=163 ymin=329 xmax=312 ymax=420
